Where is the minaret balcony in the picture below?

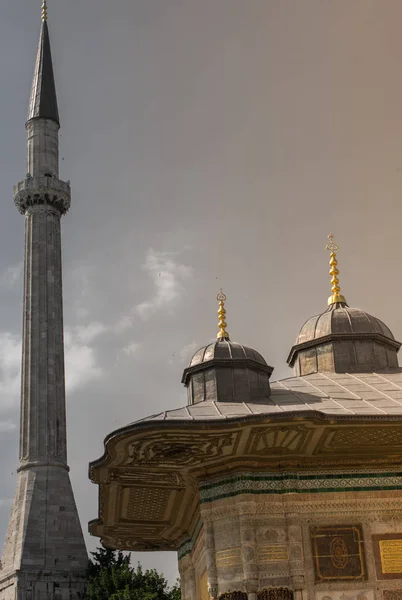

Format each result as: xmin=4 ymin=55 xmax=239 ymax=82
xmin=14 ymin=175 xmax=71 ymax=215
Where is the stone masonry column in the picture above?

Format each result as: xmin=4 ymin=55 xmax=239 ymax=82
xmin=239 ymin=515 xmax=258 ymax=600
xmin=205 ymin=522 xmax=218 ymax=600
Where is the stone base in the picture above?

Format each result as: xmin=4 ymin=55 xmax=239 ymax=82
xmin=0 ymin=465 xmax=88 ymax=598
xmin=0 ymin=570 xmax=87 ymax=600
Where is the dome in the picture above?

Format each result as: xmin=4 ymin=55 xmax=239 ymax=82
xmin=189 ymin=338 xmax=267 ymax=367
xmin=182 ymin=337 xmax=273 ymax=405
xmin=287 ymin=302 xmax=401 ymax=376
xmin=296 ymin=303 xmax=395 ymax=345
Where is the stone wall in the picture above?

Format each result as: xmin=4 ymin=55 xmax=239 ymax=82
xmin=178 ymin=470 xmax=402 ymax=600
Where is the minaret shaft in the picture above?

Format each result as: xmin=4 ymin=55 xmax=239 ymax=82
xmin=20 ymin=204 xmax=67 ymax=466
xmin=27 ymin=119 xmax=59 ymax=177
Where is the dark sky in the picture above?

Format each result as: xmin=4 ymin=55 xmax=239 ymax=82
xmin=1 ymin=0 xmax=402 ymax=584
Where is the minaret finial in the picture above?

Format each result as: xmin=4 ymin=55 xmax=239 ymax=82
xmin=325 ymin=233 xmax=347 ymax=305
xmin=217 ymin=289 xmax=230 ymax=340
xmin=41 ymin=0 xmax=47 ymax=22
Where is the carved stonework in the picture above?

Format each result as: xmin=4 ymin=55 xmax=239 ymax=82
xmin=311 ymin=525 xmax=367 ymax=582
xmin=124 ymin=431 xmax=238 ymax=466
xmin=126 ymin=487 xmax=170 ymax=520
xmin=257 ymin=588 xmax=293 ymax=600
xmin=246 ymin=425 xmax=312 ymax=456
xmin=109 ymin=469 xmax=184 ymax=486
xmin=14 ymin=176 xmax=71 ymax=215
xmin=219 ymin=592 xmax=247 ymax=600
xmin=315 ymin=592 xmax=374 ymax=600
xmin=383 ymin=591 xmax=402 ymax=600
xmin=316 ymin=426 xmax=402 ymax=455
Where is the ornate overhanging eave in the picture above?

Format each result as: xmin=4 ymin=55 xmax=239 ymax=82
xmin=89 ymin=411 xmax=402 ymax=552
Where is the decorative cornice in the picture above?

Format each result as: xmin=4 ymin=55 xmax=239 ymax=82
xmin=89 ymin=410 xmax=402 ymax=475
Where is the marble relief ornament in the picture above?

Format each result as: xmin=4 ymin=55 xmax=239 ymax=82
xmin=315 ymin=592 xmax=373 ymax=600
xmin=257 ymin=589 xmax=293 ymax=600
xmin=124 ymin=431 xmax=236 ymax=466
xmin=310 ymin=525 xmax=367 ymax=582
xmin=218 ymin=593 xmax=247 ymax=600
xmin=383 ymin=592 xmax=402 ymax=600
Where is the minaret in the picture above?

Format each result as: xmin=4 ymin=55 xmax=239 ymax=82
xmin=0 ymin=3 xmax=88 ymax=598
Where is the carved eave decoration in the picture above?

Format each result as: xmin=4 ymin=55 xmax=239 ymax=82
xmin=89 ymin=411 xmax=402 ymax=552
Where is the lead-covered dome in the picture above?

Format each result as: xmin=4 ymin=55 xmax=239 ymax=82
xmin=288 ymin=302 xmax=401 ymax=375
xmin=182 ymin=290 xmax=273 ymax=404
xmin=182 ymin=338 xmax=273 ymax=405
xmin=288 ymin=234 xmax=401 ymax=376
xmin=296 ymin=303 xmax=395 ymax=343
xmin=189 ymin=338 xmax=267 ymax=367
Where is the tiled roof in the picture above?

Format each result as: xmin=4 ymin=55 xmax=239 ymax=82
xmin=138 ymin=371 xmax=402 ymax=422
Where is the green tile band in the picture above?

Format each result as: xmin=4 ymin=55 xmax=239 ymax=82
xmin=199 ymin=470 xmax=402 ymax=503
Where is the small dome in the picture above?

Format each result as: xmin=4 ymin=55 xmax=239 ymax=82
xmin=182 ymin=337 xmax=273 ymax=405
xmin=190 ymin=338 xmax=267 ymax=367
xmin=287 ymin=302 xmax=401 ymax=376
xmin=297 ymin=303 xmax=395 ymax=345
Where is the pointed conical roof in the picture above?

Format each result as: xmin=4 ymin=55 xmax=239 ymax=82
xmin=27 ymin=19 xmax=59 ymax=124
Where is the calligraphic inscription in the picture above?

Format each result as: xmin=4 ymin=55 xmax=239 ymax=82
xmin=216 ymin=548 xmax=242 ymax=568
xmin=380 ymin=540 xmax=402 ymax=574
xmin=372 ymin=534 xmax=402 ymax=580
xmin=257 ymin=545 xmax=288 ymax=563
xmin=311 ymin=525 xmax=366 ymax=582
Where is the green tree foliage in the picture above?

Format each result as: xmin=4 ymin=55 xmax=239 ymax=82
xmin=81 ymin=547 xmax=181 ymax=600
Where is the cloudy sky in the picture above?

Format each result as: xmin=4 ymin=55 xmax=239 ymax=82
xmin=1 ymin=0 xmax=402 ymax=584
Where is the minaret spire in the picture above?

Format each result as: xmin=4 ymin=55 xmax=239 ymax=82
xmin=28 ymin=0 xmax=59 ymax=124
xmin=0 ymin=6 xmax=87 ymax=598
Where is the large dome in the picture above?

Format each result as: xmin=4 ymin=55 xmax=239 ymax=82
xmin=288 ymin=302 xmax=401 ymax=376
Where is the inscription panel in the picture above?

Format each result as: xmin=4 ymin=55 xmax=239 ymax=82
xmin=373 ymin=534 xmax=402 ymax=580
xmin=311 ymin=525 xmax=366 ymax=582
xmin=216 ymin=548 xmax=242 ymax=568
xmin=380 ymin=540 xmax=402 ymax=573
xmin=257 ymin=545 xmax=288 ymax=564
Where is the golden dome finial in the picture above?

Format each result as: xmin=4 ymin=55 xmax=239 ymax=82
xmin=217 ymin=289 xmax=230 ymax=339
xmin=325 ymin=233 xmax=347 ymax=306
xmin=41 ymin=0 xmax=48 ymax=21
